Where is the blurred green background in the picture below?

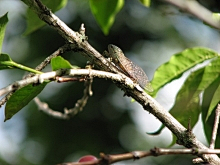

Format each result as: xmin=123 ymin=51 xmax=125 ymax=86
xmin=0 ymin=0 xmax=220 ymax=164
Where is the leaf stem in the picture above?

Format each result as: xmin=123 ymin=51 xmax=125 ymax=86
xmin=11 ymin=61 xmax=43 ymax=74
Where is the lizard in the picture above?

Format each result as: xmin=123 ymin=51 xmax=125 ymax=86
xmin=105 ymin=44 xmax=153 ymax=92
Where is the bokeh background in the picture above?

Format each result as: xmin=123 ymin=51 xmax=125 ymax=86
xmin=0 ymin=0 xmax=220 ymax=164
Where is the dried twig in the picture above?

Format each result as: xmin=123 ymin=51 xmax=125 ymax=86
xmin=58 ymin=147 xmax=220 ymax=165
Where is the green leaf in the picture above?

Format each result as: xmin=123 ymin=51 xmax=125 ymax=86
xmin=51 ymin=56 xmax=79 ymax=71
xmin=5 ymin=83 xmax=47 ymax=121
xmin=147 ymin=124 xmax=164 ymax=135
xmin=90 ymin=0 xmax=124 ymax=35
xmin=0 ymin=53 xmax=14 ymax=69
xmin=170 ymin=57 xmax=220 ymax=128
xmin=0 ymin=53 xmax=42 ymax=74
xmin=202 ymin=77 xmax=220 ymax=148
xmin=169 ymin=68 xmax=204 ymax=128
xmin=23 ymin=0 xmax=68 ymax=35
xmin=153 ymin=69 xmax=203 ymax=141
xmin=151 ymin=47 xmax=219 ymax=96
xmin=139 ymin=0 xmax=151 ymax=7
xmin=0 ymin=13 xmax=9 ymax=53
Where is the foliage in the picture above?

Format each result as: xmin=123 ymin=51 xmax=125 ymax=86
xmin=1 ymin=0 xmax=220 ymax=144
xmin=51 ymin=56 xmax=79 ymax=71
xmin=150 ymin=49 xmax=220 ymax=146
xmin=0 ymin=13 xmax=8 ymax=53
xmin=5 ymin=83 xmax=47 ymax=121
xmin=0 ymin=0 xmax=220 ymax=164
xmin=89 ymin=0 xmax=124 ymax=35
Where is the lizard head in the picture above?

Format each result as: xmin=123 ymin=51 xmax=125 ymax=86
xmin=108 ymin=44 xmax=123 ymax=55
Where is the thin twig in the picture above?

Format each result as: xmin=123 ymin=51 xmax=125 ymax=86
xmin=34 ymin=97 xmax=68 ymax=119
xmin=163 ymin=0 xmax=220 ymax=29
xmin=24 ymin=44 xmax=72 ymax=79
xmin=35 ymin=65 xmax=94 ymax=119
xmin=210 ymin=104 xmax=220 ymax=149
xmin=57 ymin=147 xmax=220 ymax=165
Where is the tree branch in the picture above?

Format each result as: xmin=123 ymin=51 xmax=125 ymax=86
xmin=163 ymin=0 xmax=220 ymax=29
xmin=14 ymin=0 xmax=220 ymax=163
xmin=0 ymin=68 xmax=134 ymax=98
xmin=58 ymin=147 xmax=220 ymax=165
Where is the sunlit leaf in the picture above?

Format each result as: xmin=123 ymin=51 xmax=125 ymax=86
xmin=4 ymin=83 xmax=47 ymax=121
xmin=154 ymin=57 xmax=220 ymax=136
xmin=151 ymin=47 xmax=219 ymax=96
xmin=90 ymin=0 xmax=124 ymax=35
xmin=139 ymin=0 xmax=150 ymax=7
xmin=0 ymin=13 xmax=8 ymax=53
xmin=24 ymin=0 xmax=68 ymax=35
